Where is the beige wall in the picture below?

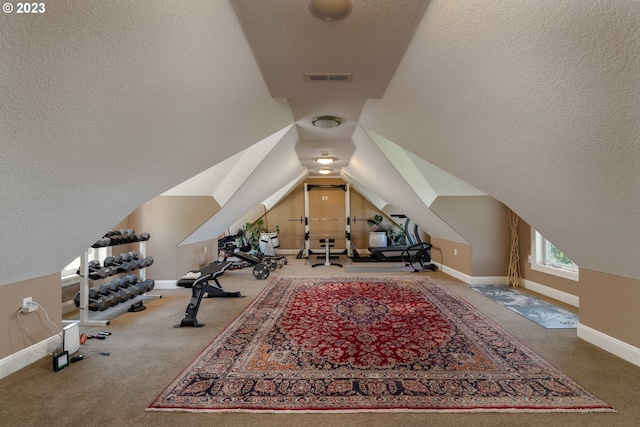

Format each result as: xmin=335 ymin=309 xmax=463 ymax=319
xmin=430 ymin=238 xmax=473 ymax=277
xmin=580 ymin=269 xmax=640 ymax=349
xmin=248 ymin=178 xmax=406 ymax=254
xmin=1 ymin=273 xmax=61 ymax=359
xmin=176 ymin=240 xmax=218 ymax=278
xmin=518 ymin=219 xmax=640 ymax=349
xmin=127 ymin=195 xmax=221 ymax=280
xmin=430 ymin=196 xmax=510 ymax=277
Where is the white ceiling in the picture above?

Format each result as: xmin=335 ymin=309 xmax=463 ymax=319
xmin=230 ymin=0 xmax=430 ymax=176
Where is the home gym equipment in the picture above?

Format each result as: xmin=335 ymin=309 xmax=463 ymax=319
xmin=79 ymin=251 xmax=152 ymax=280
xmin=401 ymin=242 xmax=438 ymax=272
xmin=73 ymin=275 xmax=156 ymax=312
xmin=218 ymin=232 xmax=287 ymax=280
xmin=176 ymin=261 xmax=241 ymax=328
xmin=91 ymin=230 xmax=151 ymax=248
xmin=70 ymin=229 xmax=157 ymax=327
xmin=358 ymin=215 xmax=431 ymax=262
xmin=297 ymin=183 xmax=352 ymax=260
xmin=312 ymin=238 xmax=342 ymax=267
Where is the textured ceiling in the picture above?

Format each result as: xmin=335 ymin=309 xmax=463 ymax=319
xmin=1 ymin=0 xmax=639 ymax=285
xmin=230 ymin=0 xmax=429 ymax=176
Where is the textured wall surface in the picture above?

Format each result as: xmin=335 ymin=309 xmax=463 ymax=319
xmin=361 ymin=0 xmax=640 ymax=279
xmin=0 ymin=1 xmax=293 ymax=285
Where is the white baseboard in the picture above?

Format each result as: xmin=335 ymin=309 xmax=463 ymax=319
xmin=432 ymin=262 xmax=506 ymax=285
xmin=0 ymin=335 xmax=60 ymax=380
xmin=521 ymin=278 xmax=579 ymax=308
xmin=578 ymin=323 xmax=640 ymax=368
xmin=61 ymin=300 xmax=77 ymax=315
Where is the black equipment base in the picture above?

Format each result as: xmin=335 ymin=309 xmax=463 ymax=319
xmin=175 ymin=261 xmax=242 ymax=328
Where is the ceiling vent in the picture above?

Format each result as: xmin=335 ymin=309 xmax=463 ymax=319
xmin=305 ymin=73 xmax=352 ymax=82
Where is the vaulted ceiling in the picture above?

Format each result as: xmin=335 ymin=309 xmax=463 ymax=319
xmin=1 ymin=0 xmax=639 ymax=285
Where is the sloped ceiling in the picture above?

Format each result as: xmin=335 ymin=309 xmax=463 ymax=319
xmin=359 ymin=0 xmax=640 ymax=279
xmin=1 ymin=0 xmax=639 ymax=285
xmin=179 ymin=125 xmax=307 ymax=246
xmin=0 ymin=1 xmax=293 ymax=285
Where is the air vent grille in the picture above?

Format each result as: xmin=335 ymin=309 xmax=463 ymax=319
xmin=305 ymin=73 xmax=352 ymax=82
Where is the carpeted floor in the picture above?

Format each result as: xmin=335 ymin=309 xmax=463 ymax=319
xmin=3 ymin=258 xmax=640 ymax=426
xmin=148 ymin=276 xmax=611 ymax=413
xmin=343 ymin=265 xmax=415 ymax=273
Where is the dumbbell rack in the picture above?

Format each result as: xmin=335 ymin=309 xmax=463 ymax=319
xmin=73 ymin=232 xmax=155 ymax=327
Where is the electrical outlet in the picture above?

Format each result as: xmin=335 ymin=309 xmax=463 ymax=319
xmin=204 ymin=246 xmax=207 ymax=254
xmin=454 ymin=248 xmax=458 ymax=256
xmin=21 ymin=297 xmax=37 ymax=314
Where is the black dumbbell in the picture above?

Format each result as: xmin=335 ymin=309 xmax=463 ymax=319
xmin=97 ymin=279 xmax=118 ymax=296
xmin=125 ymin=274 xmax=138 ymax=285
xmin=118 ymin=229 xmax=136 ymax=243
xmin=112 ymin=277 xmax=135 ymax=301
xmin=142 ymin=279 xmax=155 ymax=292
xmin=88 ymin=264 xmax=114 ymax=280
xmin=130 ymin=258 xmax=145 ymax=270
xmin=119 ymin=253 xmax=138 ymax=272
xmin=88 ymin=287 xmax=102 ymax=299
xmin=91 ymin=236 xmax=111 ymax=248
xmin=73 ymin=292 xmax=111 ymax=311
xmin=126 ymin=284 xmax=141 ymax=298
xmin=138 ymin=256 xmax=154 ymax=268
xmin=96 ymin=279 xmax=125 ymax=304
xmin=131 ymin=281 xmax=147 ymax=295
xmin=103 ymin=255 xmax=134 ymax=273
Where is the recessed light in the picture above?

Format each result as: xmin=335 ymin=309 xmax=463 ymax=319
xmin=309 ymin=0 xmax=352 ymax=21
xmin=316 ymin=157 xmax=335 ymax=165
xmin=312 ymin=116 xmax=341 ymax=129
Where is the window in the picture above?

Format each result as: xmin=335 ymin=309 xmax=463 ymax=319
xmin=531 ymin=230 xmax=579 ymax=281
xmin=61 ymin=247 xmax=110 ymax=280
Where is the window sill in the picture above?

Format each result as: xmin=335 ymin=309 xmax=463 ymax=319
xmin=61 ymin=273 xmax=81 ymax=288
xmin=531 ymin=262 xmax=579 ymax=281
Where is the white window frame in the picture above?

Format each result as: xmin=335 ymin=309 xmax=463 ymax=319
xmin=61 ymin=247 xmax=111 ymax=281
xmin=531 ymin=229 xmax=579 ymax=281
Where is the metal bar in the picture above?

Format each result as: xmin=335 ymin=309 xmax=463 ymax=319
xmin=304 ymin=183 xmax=310 ymax=257
xmin=345 ymin=184 xmax=351 ymax=256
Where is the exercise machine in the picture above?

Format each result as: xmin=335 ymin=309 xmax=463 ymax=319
xmin=364 ymin=215 xmax=428 ymax=262
xmin=401 ymin=242 xmax=438 ymax=272
xmin=218 ymin=232 xmax=287 ymax=280
xmin=175 ymin=261 xmax=241 ymax=328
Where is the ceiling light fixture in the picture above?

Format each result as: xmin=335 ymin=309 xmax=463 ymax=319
xmin=309 ymin=0 xmax=352 ymax=21
xmin=316 ymin=157 xmax=335 ymax=165
xmin=318 ymin=168 xmax=333 ymax=175
xmin=312 ymin=116 xmax=341 ymax=129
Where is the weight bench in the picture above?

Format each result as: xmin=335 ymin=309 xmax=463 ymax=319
xmin=175 ymin=261 xmax=242 ymax=328
xmin=312 ymin=238 xmax=342 ymax=267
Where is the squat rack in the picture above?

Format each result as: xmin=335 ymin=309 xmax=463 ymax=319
xmin=302 ymin=183 xmax=352 ymax=258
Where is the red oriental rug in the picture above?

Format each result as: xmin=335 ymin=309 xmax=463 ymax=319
xmin=147 ymin=276 xmax=613 ymax=413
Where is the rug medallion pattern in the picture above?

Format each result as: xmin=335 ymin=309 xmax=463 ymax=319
xmin=148 ymin=276 xmax=613 ymax=413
